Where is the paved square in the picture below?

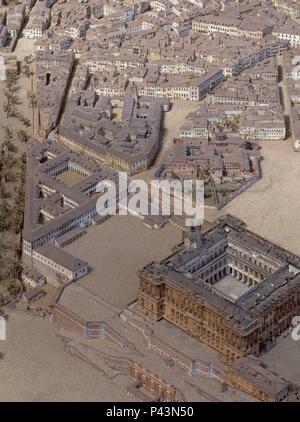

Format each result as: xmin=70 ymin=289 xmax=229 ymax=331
xmin=213 ymin=275 xmax=252 ymax=301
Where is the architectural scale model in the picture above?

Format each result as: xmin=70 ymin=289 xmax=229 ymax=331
xmin=0 ymin=0 xmax=299 ymax=403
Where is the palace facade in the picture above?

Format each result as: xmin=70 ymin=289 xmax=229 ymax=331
xmin=138 ymin=216 xmax=300 ymax=362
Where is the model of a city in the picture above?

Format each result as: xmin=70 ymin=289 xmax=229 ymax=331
xmin=0 ymin=0 xmax=299 ymax=403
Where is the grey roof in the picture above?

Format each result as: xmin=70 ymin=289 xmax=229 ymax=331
xmin=229 ymin=355 xmax=289 ymax=396
xmin=140 ymin=215 xmax=300 ymax=333
xmin=36 ymin=244 xmax=87 ymax=272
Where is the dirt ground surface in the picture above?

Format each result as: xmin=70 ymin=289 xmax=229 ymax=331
xmin=222 ymin=139 xmax=300 ymax=256
xmin=0 ymin=311 xmax=131 ymax=402
xmin=0 ymin=307 xmax=258 ymax=402
xmin=263 ymin=334 xmax=300 ymax=386
xmin=65 ymin=215 xmax=182 ymax=309
xmin=56 ymin=170 xmax=86 ymax=187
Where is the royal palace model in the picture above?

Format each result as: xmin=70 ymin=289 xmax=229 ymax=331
xmin=138 ymin=215 xmax=300 ymax=363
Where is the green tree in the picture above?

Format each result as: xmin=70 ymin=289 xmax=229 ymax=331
xmin=17 ymin=129 xmax=29 ymax=144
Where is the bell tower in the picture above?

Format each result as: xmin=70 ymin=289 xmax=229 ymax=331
xmin=184 ymin=226 xmax=204 ymax=249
